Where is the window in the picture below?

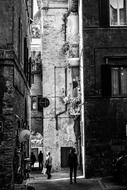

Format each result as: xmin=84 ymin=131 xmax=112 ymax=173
xmin=110 ymin=0 xmax=127 ymax=26
xmin=72 ymin=67 xmax=80 ymax=97
xmin=18 ymin=17 xmax=23 ymax=65
xmin=31 ymin=74 xmax=34 ymax=84
xmin=31 ymin=96 xmax=37 ymax=110
xmin=101 ymin=62 xmax=127 ymax=97
xmin=24 ymin=37 xmax=28 ymax=76
xmin=112 ymin=67 xmax=127 ymax=95
xmin=31 ymin=51 xmax=41 ymax=72
xmin=99 ymin=0 xmax=110 ymax=27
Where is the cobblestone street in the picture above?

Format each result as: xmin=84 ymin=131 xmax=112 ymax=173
xmin=24 ymin=169 xmax=127 ymax=190
xmin=27 ymin=177 xmax=102 ymax=190
xmin=26 ymin=177 xmax=127 ymax=190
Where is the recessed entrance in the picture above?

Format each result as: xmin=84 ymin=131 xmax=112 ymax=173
xmin=61 ymin=147 xmax=72 ymax=168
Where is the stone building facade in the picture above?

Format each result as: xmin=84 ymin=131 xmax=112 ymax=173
xmin=30 ymin=0 xmax=43 ymax=159
xmin=30 ymin=0 xmax=127 ymax=178
xmin=41 ymin=0 xmax=82 ymax=170
xmin=0 ymin=0 xmax=32 ymax=189
xmin=83 ymin=0 xmax=127 ymax=177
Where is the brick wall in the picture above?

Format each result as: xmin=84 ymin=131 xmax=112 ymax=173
xmin=0 ymin=62 xmax=14 ymax=188
xmin=0 ymin=54 xmax=31 ymax=189
xmin=0 ymin=0 xmax=31 ymax=189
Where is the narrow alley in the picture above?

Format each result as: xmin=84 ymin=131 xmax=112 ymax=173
xmin=1 ymin=0 xmax=127 ymax=190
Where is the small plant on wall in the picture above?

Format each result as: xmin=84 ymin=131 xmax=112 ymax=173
xmin=61 ymin=10 xmax=70 ymax=43
xmin=62 ymin=41 xmax=70 ymax=55
xmin=63 ymin=89 xmax=81 ymax=118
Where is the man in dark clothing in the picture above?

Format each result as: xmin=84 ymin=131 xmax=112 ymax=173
xmin=38 ymin=151 xmax=43 ymax=170
xmin=30 ymin=152 xmax=36 ymax=168
xmin=68 ymin=147 xmax=78 ymax=184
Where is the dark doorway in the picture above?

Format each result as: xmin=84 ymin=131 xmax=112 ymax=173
xmin=61 ymin=147 xmax=72 ymax=168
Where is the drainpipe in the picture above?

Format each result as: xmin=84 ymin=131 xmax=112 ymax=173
xmin=54 ymin=66 xmax=67 ymax=130
xmin=79 ymin=0 xmax=85 ymax=177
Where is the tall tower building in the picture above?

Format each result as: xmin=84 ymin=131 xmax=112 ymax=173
xmin=41 ymin=0 xmax=82 ymax=171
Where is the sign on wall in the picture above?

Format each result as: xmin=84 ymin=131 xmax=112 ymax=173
xmin=38 ymin=96 xmax=50 ymax=111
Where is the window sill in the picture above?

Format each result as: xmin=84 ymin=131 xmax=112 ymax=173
xmin=110 ymin=26 xmax=127 ymax=28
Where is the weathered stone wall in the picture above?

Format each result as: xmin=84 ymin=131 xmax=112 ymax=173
xmin=0 ymin=62 xmax=14 ymax=189
xmin=83 ymin=0 xmax=127 ymax=177
xmin=13 ymin=0 xmax=29 ymax=62
xmin=42 ymin=1 xmax=76 ymax=170
xmin=0 ymin=0 xmax=31 ymax=188
xmin=0 ymin=57 xmax=31 ymax=189
xmin=0 ymin=0 xmax=29 ymax=60
xmin=0 ymin=0 xmax=13 ymax=48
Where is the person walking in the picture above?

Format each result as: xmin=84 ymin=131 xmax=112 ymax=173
xmin=38 ymin=151 xmax=43 ymax=170
xmin=68 ymin=147 xmax=78 ymax=184
xmin=30 ymin=152 xmax=36 ymax=169
xmin=45 ymin=151 xmax=52 ymax=179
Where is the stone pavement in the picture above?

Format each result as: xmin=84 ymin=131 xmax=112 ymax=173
xmin=99 ymin=176 xmax=127 ymax=190
xmin=23 ymin=168 xmax=127 ymax=190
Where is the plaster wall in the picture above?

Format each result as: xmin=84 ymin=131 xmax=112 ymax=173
xmin=41 ymin=2 xmax=76 ymax=170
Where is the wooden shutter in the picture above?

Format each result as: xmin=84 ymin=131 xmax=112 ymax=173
xmin=24 ymin=37 xmax=27 ymax=74
xmin=101 ymin=64 xmax=111 ymax=97
xmin=29 ymin=57 xmax=31 ymax=87
xmin=99 ymin=0 xmax=109 ymax=27
xmin=24 ymin=37 xmax=29 ymax=78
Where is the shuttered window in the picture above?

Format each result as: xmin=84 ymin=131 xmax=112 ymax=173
xmin=99 ymin=0 xmax=110 ymax=27
xmin=101 ymin=64 xmax=111 ymax=96
xmin=24 ymin=37 xmax=28 ymax=75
